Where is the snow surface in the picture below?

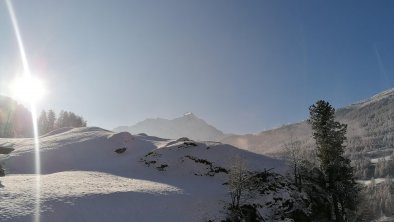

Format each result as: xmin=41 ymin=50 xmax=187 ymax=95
xmin=370 ymin=155 xmax=392 ymax=164
xmin=357 ymin=178 xmax=394 ymax=186
xmin=0 ymin=127 xmax=287 ymax=222
xmin=0 ymin=171 xmax=181 ymax=221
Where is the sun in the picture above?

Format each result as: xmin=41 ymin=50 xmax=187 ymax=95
xmin=9 ymin=75 xmax=46 ymax=104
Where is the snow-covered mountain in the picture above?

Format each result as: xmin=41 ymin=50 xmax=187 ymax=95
xmin=114 ymin=88 xmax=394 ymax=158
xmin=221 ymin=88 xmax=394 ymax=156
xmin=0 ymin=127 xmax=299 ymax=222
xmin=114 ymin=112 xmax=225 ymax=141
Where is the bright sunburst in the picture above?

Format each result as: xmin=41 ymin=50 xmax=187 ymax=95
xmin=5 ymin=0 xmax=45 ymax=221
xmin=9 ymin=75 xmax=45 ymax=104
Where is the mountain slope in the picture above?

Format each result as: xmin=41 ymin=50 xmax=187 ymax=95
xmin=114 ymin=112 xmax=225 ymax=141
xmin=221 ymin=88 xmax=394 ymax=157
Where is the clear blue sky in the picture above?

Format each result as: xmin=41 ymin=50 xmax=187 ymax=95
xmin=1 ymin=0 xmax=393 ymax=134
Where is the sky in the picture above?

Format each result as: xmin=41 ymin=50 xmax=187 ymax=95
xmin=0 ymin=0 xmax=393 ymax=134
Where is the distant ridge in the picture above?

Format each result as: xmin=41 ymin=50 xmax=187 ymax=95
xmin=114 ymin=112 xmax=225 ymax=141
xmin=114 ymin=88 xmax=394 ymax=157
xmin=350 ymin=87 xmax=394 ymax=107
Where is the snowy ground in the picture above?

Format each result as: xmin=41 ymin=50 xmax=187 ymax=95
xmin=370 ymin=155 xmax=392 ymax=164
xmin=357 ymin=178 xmax=394 ymax=186
xmin=0 ymin=171 xmax=181 ymax=221
xmin=0 ymin=127 xmax=286 ymax=222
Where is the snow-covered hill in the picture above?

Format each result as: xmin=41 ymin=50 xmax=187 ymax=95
xmin=0 ymin=127 xmax=291 ymax=222
xmin=114 ymin=112 xmax=225 ymax=141
xmin=141 ymin=137 xmax=285 ymax=177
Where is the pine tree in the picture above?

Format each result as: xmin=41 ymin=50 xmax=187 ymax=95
xmin=55 ymin=110 xmax=64 ymax=128
xmin=63 ymin=111 xmax=70 ymax=127
xmin=47 ymin=110 xmax=56 ymax=132
xmin=54 ymin=110 xmax=87 ymax=128
xmin=68 ymin=112 xmax=77 ymax=127
xmin=38 ymin=110 xmax=48 ymax=135
xmin=308 ymin=100 xmax=358 ymax=222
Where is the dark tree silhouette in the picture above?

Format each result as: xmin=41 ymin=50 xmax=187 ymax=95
xmin=309 ymin=100 xmax=359 ymax=221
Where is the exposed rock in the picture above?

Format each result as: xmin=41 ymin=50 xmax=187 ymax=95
xmin=114 ymin=147 xmax=127 ymax=154
xmin=156 ymin=164 xmax=168 ymax=171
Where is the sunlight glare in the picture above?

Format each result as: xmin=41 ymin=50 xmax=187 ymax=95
xmin=9 ymin=75 xmax=45 ymax=104
xmin=5 ymin=1 xmax=42 ymax=222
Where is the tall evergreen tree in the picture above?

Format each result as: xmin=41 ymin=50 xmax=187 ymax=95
xmin=56 ymin=110 xmax=65 ymax=128
xmin=63 ymin=111 xmax=70 ymax=127
xmin=38 ymin=110 xmax=48 ymax=135
xmin=47 ymin=110 xmax=56 ymax=132
xmin=308 ymin=100 xmax=358 ymax=222
xmin=68 ymin=112 xmax=77 ymax=127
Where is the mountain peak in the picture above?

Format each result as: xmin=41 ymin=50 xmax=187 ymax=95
xmin=183 ymin=112 xmax=194 ymax=117
xmin=351 ymin=87 xmax=394 ymax=107
xmin=181 ymin=112 xmax=198 ymax=120
xmin=114 ymin=112 xmax=224 ymax=141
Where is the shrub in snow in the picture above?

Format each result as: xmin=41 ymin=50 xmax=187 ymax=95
xmin=0 ymin=168 xmax=4 ymax=177
xmin=114 ymin=147 xmax=127 ymax=154
xmin=224 ymin=204 xmax=263 ymax=222
xmin=177 ymin=141 xmax=198 ymax=149
xmin=185 ymin=155 xmax=228 ymax=176
xmin=156 ymin=164 xmax=168 ymax=171
xmin=176 ymin=137 xmax=190 ymax=142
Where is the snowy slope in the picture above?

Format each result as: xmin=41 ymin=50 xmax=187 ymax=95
xmin=3 ymin=127 xmax=155 ymax=175
xmin=142 ymin=138 xmax=285 ymax=177
xmin=0 ymin=127 xmax=288 ymax=222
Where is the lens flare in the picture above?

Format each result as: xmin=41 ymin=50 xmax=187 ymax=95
xmin=9 ymin=75 xmax=46 ymax=104
xmin=5 ymin=1 xmax=41 ymax=222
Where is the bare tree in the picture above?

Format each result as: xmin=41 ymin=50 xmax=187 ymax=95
xmin=284 ymin=138 xmax=303 ymax=189
xmin=284 ymin=137 xmax=314 ymax=191
xmin=228 ymin=156 xmax=250 ymax=210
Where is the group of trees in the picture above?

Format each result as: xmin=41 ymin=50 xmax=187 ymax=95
xmin=357 ymin=177 xmax=394 ymax=220
xmin=38 ymin=110 xmax=87 ymax=135
xmin=0 ymin=96 xmax=88 ymax=138
xmin=227 ymin=157 xmax=307 ymax=222
xmin=226 ymin=100 xmax=360 ymax=221
xmin=332 ymin=92 xmax=394 ymax=182
xmin=347 ymin=150 xmax=394 ymax=180
xmin=0 ymin=96 xmax=32 ymax=138
xmin=374 ymin=158 xmax=394 ymax=178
